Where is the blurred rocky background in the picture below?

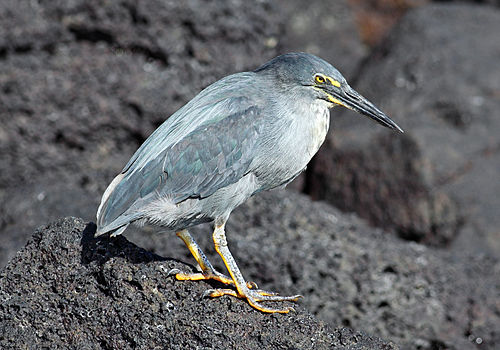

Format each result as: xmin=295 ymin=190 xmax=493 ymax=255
xmin=1 ymin=0 xmax=499 ymax=349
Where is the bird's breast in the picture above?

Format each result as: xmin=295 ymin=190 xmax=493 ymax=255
xmin=253 ymin=100 xmax=330 ymax=190
xmin=287 ymin=99 xmax=331 ymax=163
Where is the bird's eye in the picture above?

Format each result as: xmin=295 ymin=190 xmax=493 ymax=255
xmin=315 ymin=75 xmax=326 ymax=84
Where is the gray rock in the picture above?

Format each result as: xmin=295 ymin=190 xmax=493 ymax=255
xmin=306 ymin=4 xmax=500 ymax=251
xmin=0 ymin=216 xmax=397 ymax=350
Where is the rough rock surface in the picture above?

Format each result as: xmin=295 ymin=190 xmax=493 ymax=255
xmin=124 ymin=190 xmax=499 ymax=350
xmin=0 ymin=216 xmax=397 ymax=350
xmin=3 ymin=191 xmax=497 ymax=349
xmin=0 ymin=0 xmax=283 ymax=267
xmin=307 ymin=4 xmax=500 ymax=251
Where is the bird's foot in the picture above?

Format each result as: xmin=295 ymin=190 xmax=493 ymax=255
xmin=203 ymin=287 xmax=303 ymax=313
xmin=168 ymin=268 xmax=258 ymax=289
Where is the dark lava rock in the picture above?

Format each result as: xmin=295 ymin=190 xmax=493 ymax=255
xmin=0 ymin=0 xmax=282 ymax=267
xmin=306 ymin=4 xmax=500 ymax=250
xmin=0 ymin=216 xmax=397 ymax=350
xmin=92 ymin=191 xmax=499 ymax=349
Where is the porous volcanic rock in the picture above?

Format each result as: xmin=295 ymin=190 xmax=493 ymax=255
xmin=0 ymin=216 xmax=397 ymax=350
xmin=99 ymin=191 xmax=500 ymax=349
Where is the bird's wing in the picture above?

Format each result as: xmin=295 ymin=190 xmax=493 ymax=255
xmin=97 ymin=94 xmax=264 ymax=233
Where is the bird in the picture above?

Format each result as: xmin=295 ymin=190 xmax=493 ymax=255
xmin=95 ymin=52 xmax=403 ymax=313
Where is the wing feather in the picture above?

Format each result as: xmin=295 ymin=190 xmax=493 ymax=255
xmin=96 ymin=82 xmax=264 ymax=234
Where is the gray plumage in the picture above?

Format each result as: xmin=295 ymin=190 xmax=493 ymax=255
xmin=95 ymin=52 xmax=402 ymax=313
xmin=96 ymin=53 xmax=402 ymax=237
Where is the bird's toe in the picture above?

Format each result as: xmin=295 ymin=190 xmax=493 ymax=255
xmin=202 ymin=286 xmax=301 ymax=313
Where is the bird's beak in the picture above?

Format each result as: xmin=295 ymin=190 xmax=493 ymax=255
xmin=325 ymin=85 xmax=404 ymax=133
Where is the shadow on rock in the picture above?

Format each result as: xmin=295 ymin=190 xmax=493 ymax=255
xmin=80 ymin=222 xmax=170 ymax=266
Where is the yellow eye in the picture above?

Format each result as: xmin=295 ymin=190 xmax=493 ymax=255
xmin=315 ymin=75 xmax=325 ymax=84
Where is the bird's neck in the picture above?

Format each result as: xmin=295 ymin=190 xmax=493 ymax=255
xmin=287 ymin=98 xmax=331 ymax=159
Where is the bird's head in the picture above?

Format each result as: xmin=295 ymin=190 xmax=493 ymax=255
xmin=255 ymin=53 xmax=403 ymax=133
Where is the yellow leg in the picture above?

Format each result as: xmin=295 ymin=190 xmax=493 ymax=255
xmin=205 ymin=219 xmax=302 ymax=313
xmin=174 ymin=229 xmax=257 ymax=289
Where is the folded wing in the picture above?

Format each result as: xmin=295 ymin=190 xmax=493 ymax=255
xmin=96 ymin=88 xmax=264 ymax=234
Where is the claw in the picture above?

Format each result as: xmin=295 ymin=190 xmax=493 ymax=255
xmin=247 ymin=281 xmax=259 ymax=289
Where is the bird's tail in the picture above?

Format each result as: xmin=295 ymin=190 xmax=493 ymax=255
xmin=95 ymin=223 xmax=129 ymax=238
xmin=95 ymin=173 xmax=132 ymax=237
xmin=96 ymin=174 xmax=125 ymax=223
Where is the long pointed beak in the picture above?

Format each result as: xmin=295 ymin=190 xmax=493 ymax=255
xmin=327 ymin=85 xmax=404 ymax=133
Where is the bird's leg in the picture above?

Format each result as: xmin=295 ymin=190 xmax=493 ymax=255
xmin=173 ymin=229 xmax=257 ymax=289
xmin=205 ymin=219 xmax=302 ymax=314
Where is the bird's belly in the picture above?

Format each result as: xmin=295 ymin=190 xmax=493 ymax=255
xmin=142 ymin=172 xmax=259 ymax=230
